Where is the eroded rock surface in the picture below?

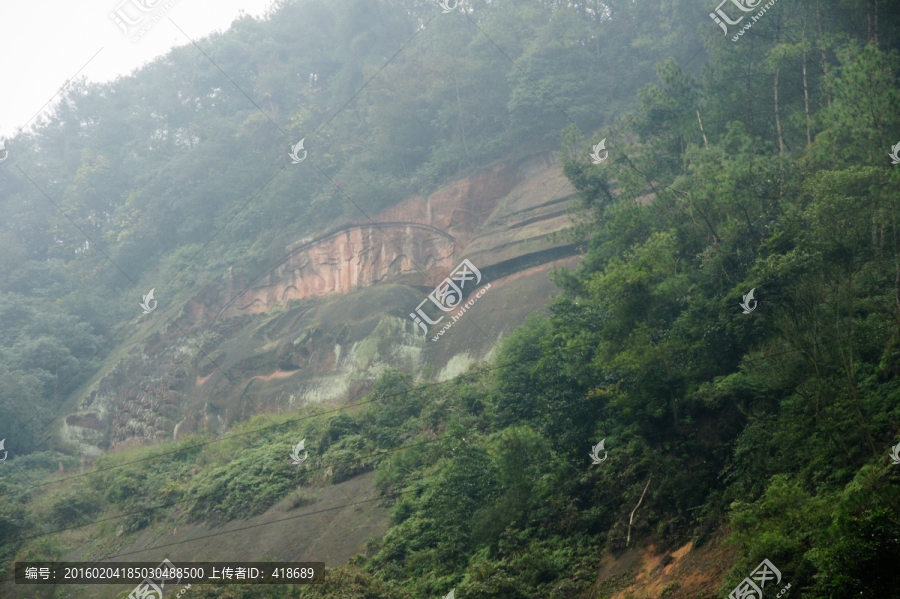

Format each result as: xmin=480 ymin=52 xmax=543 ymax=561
xmin=61 ymin=152 xmax=580 ymax=455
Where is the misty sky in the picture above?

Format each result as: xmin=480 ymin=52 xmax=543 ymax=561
xmin=0 ymin=0 xmax=275 ymax=139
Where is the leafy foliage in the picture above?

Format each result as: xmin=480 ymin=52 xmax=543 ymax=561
xmin=2 ymin=0 xmax=900 ymax=598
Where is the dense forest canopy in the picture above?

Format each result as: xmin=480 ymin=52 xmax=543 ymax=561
xmin=1 ymin=0 xmax=899 ymax=597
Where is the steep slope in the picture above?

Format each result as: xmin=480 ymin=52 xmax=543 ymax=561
xmin=593 ymin=536 xmax=739 ymax=599
xmin=58 ymin=152 xmax=579 ymax=458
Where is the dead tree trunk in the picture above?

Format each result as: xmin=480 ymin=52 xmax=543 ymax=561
xmin=775 ymin=68 xmax=784 ymax=154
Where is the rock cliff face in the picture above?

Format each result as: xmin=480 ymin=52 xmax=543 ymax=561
xmin=60 ymin=152 xmax=581 ymax=455
xmin=218 ymin=159 xmax=533 ymax=318
xmin=219 ymin=223 xmax=459 ymax=318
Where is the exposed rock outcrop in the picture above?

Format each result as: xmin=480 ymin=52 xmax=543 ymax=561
xmin=60 ymin=152 xmax=580 ymax=454
xmin=218 ymin=223 xmax=459 ymax=318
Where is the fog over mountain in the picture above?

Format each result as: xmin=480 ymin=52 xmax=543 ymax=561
xmin=0 ymin=1 xmax=899 ymax=598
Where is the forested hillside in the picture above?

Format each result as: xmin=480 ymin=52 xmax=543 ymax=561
xmin=1 ymin=0 xmax=899 ymax=598
xmin=0 ymin=0 xmax=693 ymax=454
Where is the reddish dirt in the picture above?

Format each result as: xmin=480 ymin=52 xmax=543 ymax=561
xmin=596 ymin=533 xmax=739 ymax=599
xmin=195 ymin=368 xmax=301 ymax=388
xmin=247 ymin=369 xmax=301 ymax=382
